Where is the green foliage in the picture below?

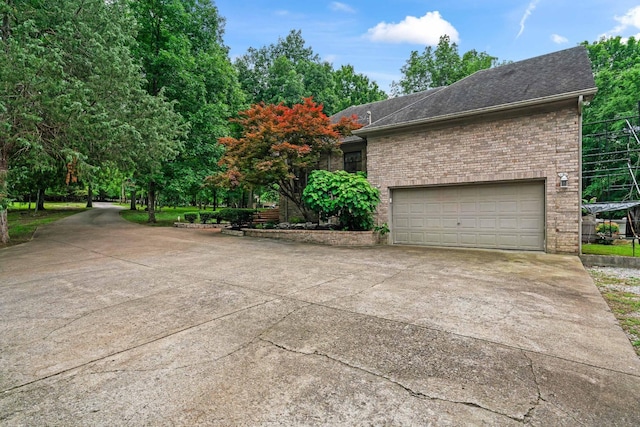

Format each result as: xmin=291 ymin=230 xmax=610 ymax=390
xmin=303 ymin=170 xmax=380 ymax=231
xmin=184 ymin=212 xmax=199 ymax=223
xmin=583 ymin=36 xmax=640 ymax=124
xmin=234 ymin=30 xmax=385 ymax=115
xmin=198 ymin=212 xmax=215 ymax=224
xmin=218 ymin=208 xmax=256 ymax=227
xmin=596 ymin=222 xmax=620 ymax=234
xmin=374 ymin=223 xmax=390 ymax=236
xmin=130 ymin=0 xmax=241 ymax=222
xmin=391 ymin=35 xmax=500 ymax=95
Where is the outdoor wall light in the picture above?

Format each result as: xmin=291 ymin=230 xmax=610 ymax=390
xmin=559 ymin=173 xmax=568 ymax=188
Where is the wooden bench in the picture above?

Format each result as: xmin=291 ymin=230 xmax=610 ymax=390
xmin=253 ymin=208 xmax=280 ymax=225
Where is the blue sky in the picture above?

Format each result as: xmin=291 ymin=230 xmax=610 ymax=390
xmin=215 ymin=1 xmax=640 ymax=93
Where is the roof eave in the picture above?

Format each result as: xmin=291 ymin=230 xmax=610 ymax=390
xmin=353 ymin=88 xmax=598 ymax=137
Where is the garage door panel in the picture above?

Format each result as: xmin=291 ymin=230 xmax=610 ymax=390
xmin=499 ymin=201 xmax=518 ymax=213
xmin=395 ymin=217 xmax=410 ymax=227
xmin=459 ymin=218 xmax=477 ymax=228
xmin=499 ymin=218 xmax=518 ymax=229
xmin=459 ymin=234 xmax=477 ymax=245
xmin=441 ymin=233 xmax=459 ymax=244
xmin=479 ymin=218 xmax=497 ymax=228
xmin=392 ymin=182 xmax=544 ymax=250
xmin=520 ymin=217 xmax=542 ymax=230
xmin=442 ymin=203 xmax=457 ymax=213
xmin=410 ymin=203 xmax=424 ymax=213
xmin=441 ymin=218 xmax=459 ymax=228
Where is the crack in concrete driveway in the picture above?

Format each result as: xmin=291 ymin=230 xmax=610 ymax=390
xmin=1 ymin=203 xmax=639 ymax=425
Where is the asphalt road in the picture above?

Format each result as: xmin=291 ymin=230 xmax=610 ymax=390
xmin=1 ymin=203 xmax=639 ymax=425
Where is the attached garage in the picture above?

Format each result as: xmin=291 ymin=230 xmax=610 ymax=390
xmin=330 ymin=46 xmax=597 ymax=253
xmin=392 ymin=182 xmax=545 ymax=251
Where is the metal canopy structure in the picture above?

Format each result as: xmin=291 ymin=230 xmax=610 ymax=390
xmin=583 ymin=201 xmax=640 ymax=214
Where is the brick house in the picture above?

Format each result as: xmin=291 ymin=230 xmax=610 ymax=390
xmin=327 ymin=46 xmax=597 ymax=253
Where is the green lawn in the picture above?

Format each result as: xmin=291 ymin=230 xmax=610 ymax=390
xmin=589 ymin=270 xmax=640 ymax=356
xmin=4 ymin=202 xmax=88 ymax=247
xmin=582 ymin=241 xmax=640 ymax=257
xmin=119 ymin=206 xmax=205 ymax=227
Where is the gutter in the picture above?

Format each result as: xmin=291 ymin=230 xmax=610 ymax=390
xmin=353 ymin=88 xmax=598 ymax=136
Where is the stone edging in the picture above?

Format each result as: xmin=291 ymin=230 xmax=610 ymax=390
xmin=174 ymin=222 xmax=222 ymax=229
xmin=242 ymin=228 xmax=381 ymax=246
xmin=580 ymin=254 xmax=640 ymax=269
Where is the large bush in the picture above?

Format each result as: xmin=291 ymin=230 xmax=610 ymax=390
xmin=218 ymin=208 xmax=256 ymax=227
xmin=303 ymin=170 xmax=380 ymax=231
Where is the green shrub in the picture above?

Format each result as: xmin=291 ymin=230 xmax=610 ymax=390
xmin=289 ymin=216 xmax=305 ymax=224
xmin=303 ymin=170 xmax=380 ymax=231
xmin=199 ymin=212 xmax=214 ymax=224
xmin=212 ymin=211 xmax=223 ymax=224
xmin=218 ymin=208 xmax=256 ymax=227
xmin=596 ymin=222 xmax=620 ymax=234
xmin=184 ymin=212 xmax=198 ymax=223
xmin=264 ymin=222 xmax=276 ymax=229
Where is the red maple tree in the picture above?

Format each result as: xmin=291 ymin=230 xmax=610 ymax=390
xmin=215 ymin=97 xmax=361 ymax=219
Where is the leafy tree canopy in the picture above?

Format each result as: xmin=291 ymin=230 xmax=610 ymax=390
xmin=0 ymin=0 xmax=183 ymax=241
xmin=390 ymin=35 xmax=499 ymax=96
xmin=234 ymin=29 xmax=386 ymax=115
xmin=582 ymin=36 xmax=640 ymax=125
xmin=215 ymin=98 xmax=362 ymax=219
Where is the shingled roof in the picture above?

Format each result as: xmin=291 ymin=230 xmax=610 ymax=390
xmin=341 ymin=46 xmax=596 ymax=136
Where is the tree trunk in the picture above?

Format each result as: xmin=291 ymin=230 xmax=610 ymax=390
xmin=147 ymin=181 xmax=156 ymax=223
xmin=86 ymin=184 xmax=93 ymax=208
xmin=36 ymin=187 xmax=45 ymax=212
xmin=0 ymin=156 xmax=8 ymax=244
xmin=129 ymin=189 xmax=136 ymax=210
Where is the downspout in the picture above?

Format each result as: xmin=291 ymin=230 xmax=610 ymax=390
xmin=578 ymin=95 xmax=584 ymax=255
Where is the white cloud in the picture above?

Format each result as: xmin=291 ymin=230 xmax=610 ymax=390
xmin=330 ymin=2 xmax=355 ymax=14
xmin=366 ymin=11 xmax=459 ymax=45
xmin=608 ymin=6 xmax=640 ymax=35
xmin=517 ymin=0 xmax=540 ymax=38
xmin=551 ymin=34 xmax=568 ymax=44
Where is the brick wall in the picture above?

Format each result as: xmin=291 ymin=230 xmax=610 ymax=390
xmin=365 ymin=101 xmax=581 ymax=254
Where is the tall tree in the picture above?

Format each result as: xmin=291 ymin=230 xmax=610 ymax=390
xmin=235 ymin=29 xmax=385 ymax=115
xmin=0 ymin=0 xmax=182 ymax=242
xmin=333 ymin=65 xmax=388 ymax=113
xmin=215 ymin=98 xmax=361 ymax=219
xmin=583 ymin=36 xmax=640 ymax=124
xmin=391 ymin=35 xmax=499 ymax=96
xmin=581 ymin=36 xmax=640 ymax=201
xmin=131 ymin=0 xmax=244 ymax=218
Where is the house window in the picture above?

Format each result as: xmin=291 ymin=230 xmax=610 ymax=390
xmin=343 ymin=151 xmax=362 ymax=173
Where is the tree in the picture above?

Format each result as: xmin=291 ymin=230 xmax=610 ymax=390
xmin=216 ymin=98 xmax=362 ymax=219
xmin=581 ymin=36 xmax=640 ymax=201
xmin=303 ymin=170 xmax=380 ymax=230
xmin=0 ymin=0 xmax=183 ymax=242
xmin=583 ymin=37 xmax=640 ymax=125
xmin=131 ymin=0 xmax=244 ymax=220
xmin=333 ymin=65 xmax=388 ymax=113
xmin=235 ymin=29 xmax=385 ymax=115
xmin=391 ymin=35 xmax=499 ymax=96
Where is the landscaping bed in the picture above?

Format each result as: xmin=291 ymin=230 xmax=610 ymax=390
xmin=242 ymin=228 xmax=382 ymax=246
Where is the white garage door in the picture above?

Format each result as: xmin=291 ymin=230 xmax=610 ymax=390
xmin=392 ymin=182 xmax=545 ymax=250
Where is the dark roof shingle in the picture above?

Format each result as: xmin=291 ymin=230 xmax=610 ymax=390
xmin=340 ymin=45 xmax=596 ymax=135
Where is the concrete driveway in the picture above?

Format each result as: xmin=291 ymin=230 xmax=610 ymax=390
xmin=1 ymin=203 xmax=639 ymax=425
